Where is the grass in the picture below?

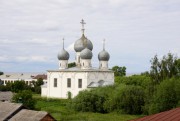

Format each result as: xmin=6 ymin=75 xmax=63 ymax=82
xmin=33 ymin=94 xmax=142 ymax=121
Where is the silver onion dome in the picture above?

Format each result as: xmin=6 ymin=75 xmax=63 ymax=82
xmin=98 ymin=50 xmax=110 ymax=61
xmin=57 ymin=49 xmax=70 ymax=60
xmin=74 ymin=34 xmax=93 ymax=52
xmin=80 ymin=48 xmax=93 ymax=59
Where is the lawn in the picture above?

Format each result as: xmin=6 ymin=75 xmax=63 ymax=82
xmin=33 ymin=94 xmax=142 ymax=121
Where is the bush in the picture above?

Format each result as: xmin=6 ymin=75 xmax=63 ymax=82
xmin=148 ymin=78 xmax=180 ymax=114
xmin=70 ymin=84 xmax=145 ymax=114
xmin=113 ymin=85 xmax=145 ymax=114
xmin=12 ymin=90 xmax=36 ymax=109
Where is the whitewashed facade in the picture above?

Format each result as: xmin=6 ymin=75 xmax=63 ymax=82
xmin=41 ymin=20 xmax=114 ymax=99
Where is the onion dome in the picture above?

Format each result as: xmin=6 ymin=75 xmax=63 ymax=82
xmin=57 ymin=38 xmax=70 ymax=60
xmin=98 ymin=39 xmax=110 ymax=61
xmin=98 ymin=50 xmax=110 ymax=61
xmin=74 ymin=34 xmax=93 ymax=52
xmin=80 ymin=48 xmax=93 ymax=59
xmin=57 ymin=49 xmax=69 ymax=60
xmin=74 ymin=19 xmax=93 ymax=52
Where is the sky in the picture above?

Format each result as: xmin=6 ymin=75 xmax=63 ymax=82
xmin=0 ymin=0 xmax=180 ymax=73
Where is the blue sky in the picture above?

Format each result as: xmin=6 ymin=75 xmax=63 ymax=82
xmin=0 ymin=0 xmax=180 ymax=73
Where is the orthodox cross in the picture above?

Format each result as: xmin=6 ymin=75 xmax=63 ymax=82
xmin=103 ymin=39 xmax=105 ymax=50
xmin=80 ymin=19 xmax=86 ymax=34
xmin=62 ymin=38 xmax=64 ymax=49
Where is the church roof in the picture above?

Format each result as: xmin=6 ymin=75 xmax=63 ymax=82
xmin=47 ymin=67 xmax=113 ymax=72
xmin=74 ymin=34 xmax=93 ymax=52
xmin=87 ymin=80 xmax=114 ymax=88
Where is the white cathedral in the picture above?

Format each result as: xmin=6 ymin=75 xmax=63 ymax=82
xmin=41 ymin=20 xmax=114 ymax=99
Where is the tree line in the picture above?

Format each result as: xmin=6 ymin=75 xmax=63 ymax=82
xmin=68 ymin=53 xmax=180 ymax=115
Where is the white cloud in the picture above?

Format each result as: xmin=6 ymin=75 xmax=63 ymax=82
xmin=0 ymin=0 xmax=180 ymax=73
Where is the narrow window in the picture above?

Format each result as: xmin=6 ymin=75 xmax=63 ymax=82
xmin=78 ymin=79 xmax=82 ymax=88
xmin=54 ymin=78 xmax=57 ymax=87
xmin=83 ymin=63 xmax=84 ymax=66
xmin=67 ymin=78 xmax=71 ymax=88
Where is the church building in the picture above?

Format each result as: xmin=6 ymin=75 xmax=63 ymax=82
xmin=41 ymin=20 xmax=114 ymax=99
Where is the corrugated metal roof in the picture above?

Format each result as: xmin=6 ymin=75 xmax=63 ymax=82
xmin=0 ymin=102 xmax=23 ymax=121
xmin=0 ymin=91 xmax=13 ymax=102
xmin=9 ymin=109 xmax=49 ymax=121
xmin=131 ymin=107 xmax=180 ymax=121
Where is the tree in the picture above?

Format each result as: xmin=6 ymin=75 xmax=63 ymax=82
xmin=150 ymin=53 xmax=179 ymax=83
xmin=148 ymin=78 xmax=180 ymax=114
xmin=11 ymin=81 xmax=30 ymax=93
xmin=175 ymin=59 xmax=180 ymax=76
xmin=12 ymin=90 xmax=36 ymax=109
xmin=0 ymin=71 xmax=3 ymax=75
xmin=31 ymin=78 xmax=44 ymax=94
xmin=68 ymin=62 xmax=76 ymax=68
xmin=112 ymin=66 xmax=126 ymax=76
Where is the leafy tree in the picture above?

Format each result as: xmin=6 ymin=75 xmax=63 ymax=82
xmin=12 ymin=90 xmax=36 ymax=109
xmin=148 ymin=78 xmax=180 ymax=114
xmin=68 ymin=62 xmax=76 ymax=68
xmin=0 ymin=71 xmax=3 ymax=75
xmin=0 ymin=79 xmax=3 ymax=85
xmin=112 ymin=66 xmax=126 ymax=76
xmin=31 ymin=78 xmax=44 ymax=94
xmin=112 ymin=85 xmax=145 ymax=114
xmin=150 ymin=53 xmax=179 ymax=83
xmin=11 ymin=81 xmax=30 ymax=93
xmin=175 ymin=59 xmax=180 ymax=76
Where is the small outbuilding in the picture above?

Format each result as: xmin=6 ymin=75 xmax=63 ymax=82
xmin=9 ymin=109 xmax=56 ymax=121
xmin=0 ymin=102 xmax=56 ymax=121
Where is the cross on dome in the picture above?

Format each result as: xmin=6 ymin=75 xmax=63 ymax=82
xmin=103 ymin=39 xmax=105 ymax=50
xmin=62 ymin=38 xmax=65 ymax=49
xmin=80 ymin=19 xmax=86 ymax=34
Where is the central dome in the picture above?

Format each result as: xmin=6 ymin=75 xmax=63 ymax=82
xmin=74 ymin=34 xmax=93 ymax=52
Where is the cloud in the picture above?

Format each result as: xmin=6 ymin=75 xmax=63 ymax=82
xmin=0 ymin=0 xmax=180 ymax=73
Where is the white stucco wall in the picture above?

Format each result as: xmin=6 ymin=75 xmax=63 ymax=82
xmin=42 ymin=70 xmax=114 ymax=99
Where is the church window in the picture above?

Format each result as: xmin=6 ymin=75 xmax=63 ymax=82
xmin=78 ymin=79 xmax=82 ymax=88
xmin=60 ymin=63 xmax=61 ymax=67
xmin=83 ymin=63 xmax=84 ymax=66
xmin=54 ymin=78 xmax=57 ymax=87
xmin=67 ymin=78 xmax=71 ymax=88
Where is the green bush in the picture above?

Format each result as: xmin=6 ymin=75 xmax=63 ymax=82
xmin=12 ymin=90 xmax=36 ymax=109
xmin=148 ymin=78 xmax=180 ymax=114
xmin=70 ymin=84 xmax=145 ymax=114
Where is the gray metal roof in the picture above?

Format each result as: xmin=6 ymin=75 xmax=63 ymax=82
xmin=0 ymin=91 xmax=13 ymax=102
xmin=98 ymin=50 xmax=110 ymax=61
xmin=57 ymin=49 xmax=70 ymax=60
xmin=47 ymin=67 xmax=113 ymax=72
xmin=0 ymin=102 xmax=23 ymax=121
xmin=87 ymin=80 xmax=114 ymax=88
xmin=9 ymin=109 xmax=51 ymax=121
xmin=0 ymin=73 xmax=45 ymax=80
xmin=74 ymin=34 xmax=93 ymax=52
xmin=80 ymin=48 xmax=93 ymax=59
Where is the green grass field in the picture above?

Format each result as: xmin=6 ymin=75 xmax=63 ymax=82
xmin=33 ymin=94 xmax=142 ymax=121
